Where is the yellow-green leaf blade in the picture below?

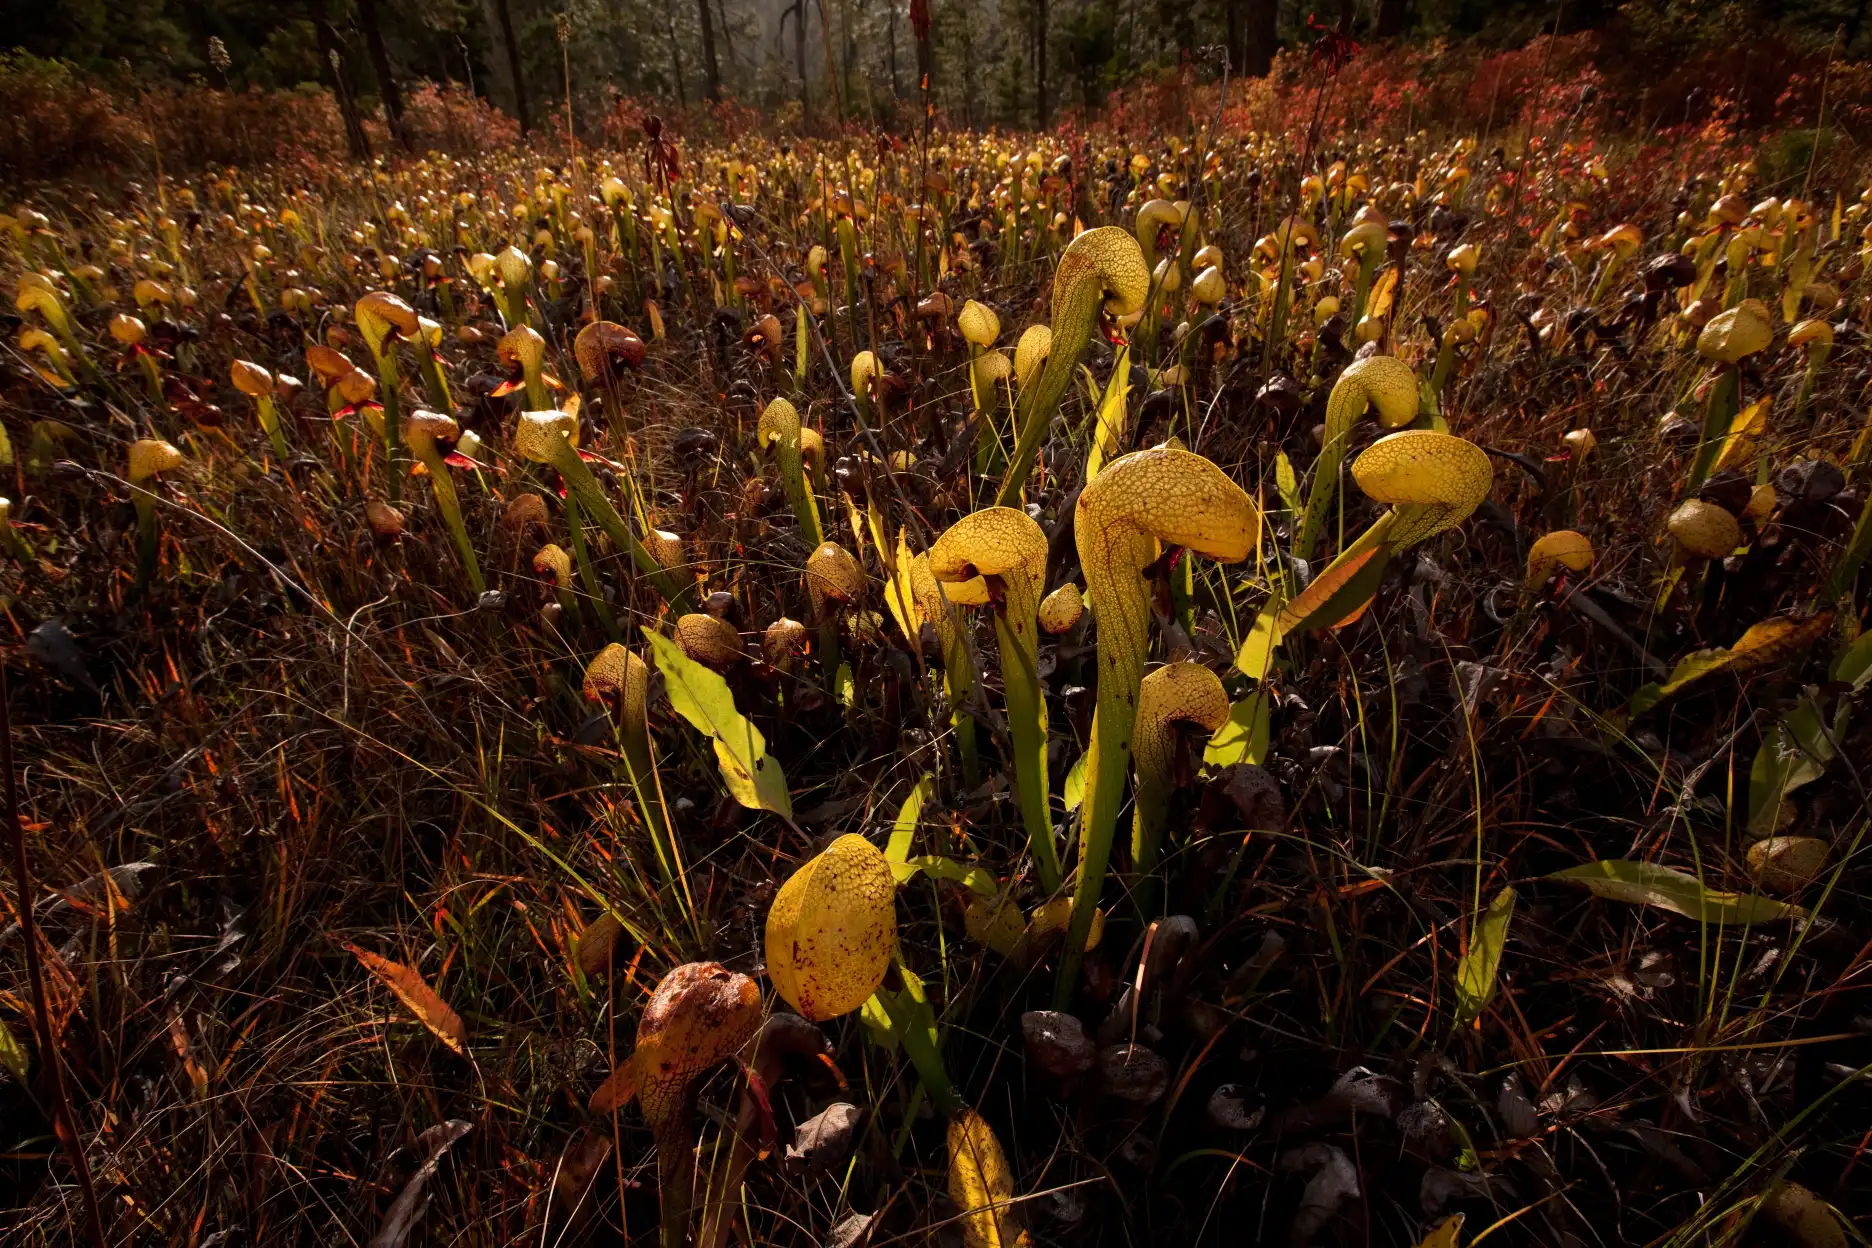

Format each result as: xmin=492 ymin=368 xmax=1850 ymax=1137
xmin=887 ymin=773 xmax=935 ymax=881
xmin=1205 ymin=689 xmax=1272 ymax=768
xmin=1548 ymin=859 xmax=1804 ymax=924
xmin=645 ymin=627 xmax=792 ymax=817
xmin=1454 ymin=887 xmax=1516 ymax=1025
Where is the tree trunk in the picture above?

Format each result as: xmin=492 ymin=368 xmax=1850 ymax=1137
xmin=1244 ymin=0 xmax=1275 ymax=76
xmin=888 ymin=1 xmax=901 ymax=99
xmin=312 ymin=2 xmax=372 ymax=161
xmin=1170 ymin=0 xmax=1194 ymax=61
xmin=716 ymin=0 xmax=739 ymax=77
xmin=474 ymin=0 xmax=514 ymax=113
xmin=666 ymin=6 xmax=689 ymax=107
xmin=1226 ymin=0 xmax=1243 ymax=74
xmin=838 ymin=0 xmax=856 ymax=114
xmin=1376 ymin=0 xmax=1409 ymax=37
xmin=785 ymin=0 xmax=810 ymax=122
xmin=698 ymin=0 xmax=722 ymax=102
xmin=814 ymin=0 xmax=843 ymax=119
xmin=1034 ymin=0 xmax=1048 ymax=129
xmin=959 ymin=16 xmax=977 ymax=128
xmin=492 ymin=0 xmax=531 ymax=131
xmin=357 ymin=0 xmax=408 ymax=148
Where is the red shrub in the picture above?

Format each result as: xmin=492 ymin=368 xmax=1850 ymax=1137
xmin=397 ymin=82 xmax=522 ymax=155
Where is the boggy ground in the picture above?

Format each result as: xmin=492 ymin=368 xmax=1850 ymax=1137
xmin=1 ymin=121 xmax=1870 ymax=1248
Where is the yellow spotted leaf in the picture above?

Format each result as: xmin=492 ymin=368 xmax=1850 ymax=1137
xmin=1274 ymin=452 xmax=1302 ymax=516
xmin=1714 ymin=397 xmax=1771 ymax=473
xmin=1062 ymin=752 xmax=1089 ymax=811
xmin=886 ymin=772 xmax=935 ymax=881
xmin=1086 ymin=343 xmax=1130 ymax=482
xmin=1453 ymin=887 xmax=1515 ymax=1024
xmin=0 ymin=1015 xmax=28 ymax=1082
xmin=1761 ymin=1180 xmax=1849 ymax=1248
xmin=1027 ymin=896 xmax=1104 ymax=951
xmin=1234 ymin=593 xmax=1284 ymax=681
xmin=964 ymin=892 xmax=1028 ymax=956
xmin=588 ymin=1060 xmax=639 ymax=1114
xmin=765 ymin=834 xmax=897 ymax=1020
xmin=1205 ymin=688 xmax=1272 ymax=767
xmin=1366 ymin=265 xmax=1399 ymax=320
xmin=879 ymin=526 xmax=924 ymax=646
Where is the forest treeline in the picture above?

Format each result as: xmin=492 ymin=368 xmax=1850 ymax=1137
xmin=2 ymin=0 xmax=1870 ymax=182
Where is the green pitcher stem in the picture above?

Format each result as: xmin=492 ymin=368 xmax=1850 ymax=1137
xmin=1686 ymin=366 xmax=1738 ymax=492
xmin=563 ymin=494 xmax=622 ymax=642
xmin=873 ymin=989 xmax=962 ymax=1116
xmin=1821 ymin=489 xmax=1872 ymax=608
xmin=257 ymin=396 xmax=290 ymax=463
xmin=416 ymin=447 xmax=484 ymax=595
xmin=1054 ymin=719 xmax=1119 ymax=1009
xmin=995 ymin=610 xmax=1061 ymax=893
xmin=375 ymin=349 xmax=405 ymax=503
xmin=132 ymin=492 xmax=160 ymax=594
xmin=551 ymin=442 xmax=695 ymax=614
xmin=780 ymin=444 xmax=824 ymax=548
xmin=817 ymin=612 xmax=843 ymax=689
xmin=1130 ymin=793 xmax=1170 ymax=920
xmin=618 ymin=723 xmax=677 ymax=884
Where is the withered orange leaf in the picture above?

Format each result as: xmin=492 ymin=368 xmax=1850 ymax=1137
xmin=588 ymin=1059 xmax=639 ymax=1114
xmin=347 ymin=943 xmax=467 ymax=1055
xmin=575 ymin=912 xmax=624 ymax=977
xmin=1276 ymin=544 xmax=1386 ymax=639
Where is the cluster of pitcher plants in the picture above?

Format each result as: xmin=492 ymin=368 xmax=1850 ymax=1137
xmin=5 ymin=117 xmax=1870 ymax=1247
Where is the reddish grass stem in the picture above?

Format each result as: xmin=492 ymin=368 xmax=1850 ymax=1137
xmin=1 ymin=665 xmax=108 ymax=1248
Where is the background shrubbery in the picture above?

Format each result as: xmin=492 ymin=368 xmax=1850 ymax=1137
xmin=5 ymin=0 xmax=1872 ymax=188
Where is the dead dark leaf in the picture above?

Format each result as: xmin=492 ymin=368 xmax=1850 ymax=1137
xmin=1098 ymin=1043 xmax=1169 ymax=1106
xmin=823 ymin=1211 xmax=879 ymax=1248
xmin=551 ymin=1129 xmax=613 ymax=1212
xmin=1282 ymin=1143 xmax=1360 ymax=1246
xmin=786 ymin=1101 xmax=862 ymax=1169
xmin=1214 ymin=763 xmax=1284 ymax=830
xmin=26 ymin=617 xmax=96 ymax=690
xmin=368 ymin=1119 xmax=472 ymax=1248
xmin=1328 ymin=1066 xmax=1404 ymax=1118
xmin=1 ymin=862 xmax=158 ymax=947
xmin=1206 ymin=1083 xmax=1265 ymax=1130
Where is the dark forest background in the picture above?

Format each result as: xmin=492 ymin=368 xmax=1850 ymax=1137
xmin=6 ymin=0 xmax=1870 ymax=140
